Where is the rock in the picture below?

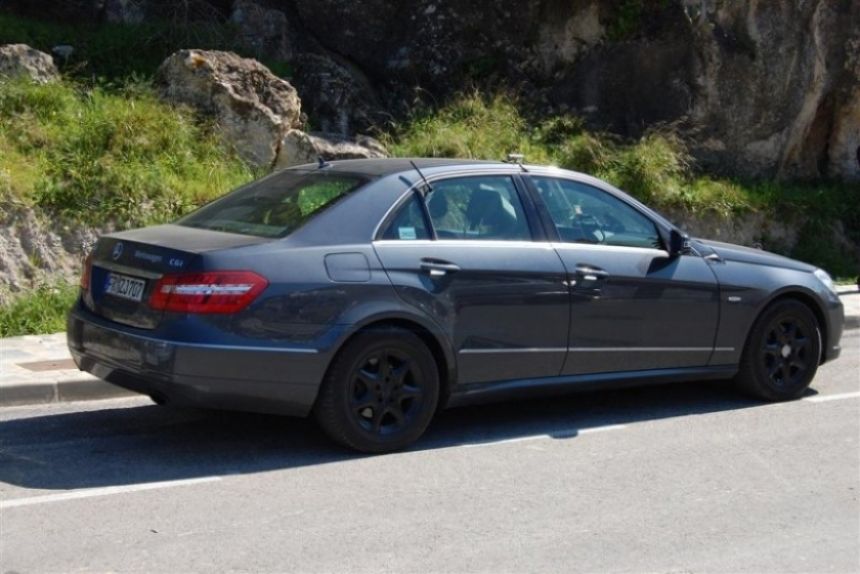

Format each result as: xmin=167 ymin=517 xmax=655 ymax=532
xmin=291 ymin=53 xmax=384 ymax=136
xmin=0 ymin=44 xmax=59 ymax=84
xmin=0 ymin=203 xmax=100 ymax=303
xmin=229 ymin=0 xmax=293 ymax=62
xmin=156 ymin=49 xmax=302 ymax=168
xmin=275 ymin=130 xmax=387 ymax=168
xmin=664 ymin=207 xmax=801 ymax=253
xmin=686 ymin=0 xmax=859 ymax=181
xmin=826 ymin=33 xmax=860 ymax=182
xmin=534 ymin=2 xmax=604 ymax=74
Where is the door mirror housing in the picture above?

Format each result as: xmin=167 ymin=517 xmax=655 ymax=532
xmin=668 ymin=229 xmax=690 ymax=257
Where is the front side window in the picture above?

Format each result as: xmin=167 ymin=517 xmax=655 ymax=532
xmin=180 ymin=171 xmax=368 ymax=238
xmin=532 ymin=177 xmax=661 ymax=249
xmin=423 ymin=176 xmax=531 ymax=241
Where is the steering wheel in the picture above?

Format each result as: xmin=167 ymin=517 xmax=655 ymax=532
xmin=570 ymin=213 xmax=606 ymax=243
xmin=601 ymin=213 xmax=625 ymax=233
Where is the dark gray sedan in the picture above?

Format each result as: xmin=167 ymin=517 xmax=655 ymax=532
xmin=68 ymin=159 xmax=845 ymax=452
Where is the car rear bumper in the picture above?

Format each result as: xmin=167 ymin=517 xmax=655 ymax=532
xmin=67 ymin=303 xmax=328 ymax=416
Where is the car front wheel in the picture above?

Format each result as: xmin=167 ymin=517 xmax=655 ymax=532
xmin=736 ymin=299 xmax=821 ymax=401
xmin=314 ymin=327 xmax=440 ymax=453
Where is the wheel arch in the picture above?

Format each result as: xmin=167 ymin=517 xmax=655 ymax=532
xmin=327 ymin=312 xmax=457 ymax=409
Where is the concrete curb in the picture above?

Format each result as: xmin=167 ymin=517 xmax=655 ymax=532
xmin=1 ymin=375 xmax=136 ymax=407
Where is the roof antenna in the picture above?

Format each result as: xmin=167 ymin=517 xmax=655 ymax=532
xmin=410 ymin=160 xmax=433 ymax=194
xmin=506 ymin=152 xmax=529 ymax=172
xmin=317 ymin=156 xmax=331 ymax=169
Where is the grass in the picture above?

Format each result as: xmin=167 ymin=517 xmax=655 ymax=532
xmin=386 ymin=94 xmax=745 ymax=215
xmin=0 ymin=77 xmax=255 ymax=227
xmin=0 ymin=283 xmax=79 ymax=337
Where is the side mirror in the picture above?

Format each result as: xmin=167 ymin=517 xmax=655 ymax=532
xmin=669 ymin=229 xmax=690 ymax=257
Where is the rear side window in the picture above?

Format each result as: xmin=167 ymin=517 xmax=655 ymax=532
xmin=381 ymin=193 xmax=431 ymax=240
xmin=425 ymin=176 xmax=531 ymax=241
xmin=179 ymin=171 xmax=368 ymax=238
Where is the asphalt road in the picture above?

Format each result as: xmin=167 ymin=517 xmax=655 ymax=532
xmin=2 ymin=330 xmax=858 ymax=573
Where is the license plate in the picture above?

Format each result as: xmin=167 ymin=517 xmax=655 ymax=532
xmin=104 ymin=273 xmax=146 ymax=302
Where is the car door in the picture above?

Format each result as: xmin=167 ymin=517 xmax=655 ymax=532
xmin=527 ymin=175 xmax=721 ymax=375
xmin=373 ymin=174 xmax=570 ymax=386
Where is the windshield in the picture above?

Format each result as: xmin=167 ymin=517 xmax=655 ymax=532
xmin=179 ymin=171 xmax=369 ymax=238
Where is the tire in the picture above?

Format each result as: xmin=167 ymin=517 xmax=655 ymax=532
xmin=735 ymin=299 xmax=821 ymax=401
xmin=149 ymin=393 xmax=168 ymax=406
xmin=314 ymin=328 xmax=440 ymax=453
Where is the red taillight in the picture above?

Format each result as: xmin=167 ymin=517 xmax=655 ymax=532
xmin=80 ymin=251 xmax=94 ymax=291
xmin=149 ymin=271 xmax=268 ymax=314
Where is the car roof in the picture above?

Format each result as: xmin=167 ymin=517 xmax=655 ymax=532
xmin=282 ymin=157 xmax=680 ymax=245
xmin=291 ymin=158 xmax=508 ymax=177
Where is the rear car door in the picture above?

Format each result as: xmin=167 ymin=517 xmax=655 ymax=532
xmin=527 ymin=175 xmax=721 ymax=375
xmin=373 ymin=174 xmax=570 ymax=385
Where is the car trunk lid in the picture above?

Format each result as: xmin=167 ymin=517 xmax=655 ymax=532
xmin=85 ymin=225 xmax=270 ymax=329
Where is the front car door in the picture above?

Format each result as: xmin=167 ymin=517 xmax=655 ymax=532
xmin=373 ymin=173 xmax=570 ymax=386
xmin=526 ymin=174 xmax=722 ymax=375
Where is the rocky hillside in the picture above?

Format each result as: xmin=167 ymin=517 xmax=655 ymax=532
xmin=3 ymin=0 xmax=859 ymax=182
xmin=0 ymin=0 xmax=858 ymax=307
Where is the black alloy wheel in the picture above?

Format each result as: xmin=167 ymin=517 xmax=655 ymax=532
xmin=736 ymin=299 xmax=821 ymax=401
xmin=315 ymin=328 xmax=439 ymax=453
xmin=349 ymin=348 xmax=426 ymax=434
xmin=762 ymin=318 xmax=812 ymax=388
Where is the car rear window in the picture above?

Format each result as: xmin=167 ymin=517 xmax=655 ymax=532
xmin=178 ymin=171 xmax=369 ymax=238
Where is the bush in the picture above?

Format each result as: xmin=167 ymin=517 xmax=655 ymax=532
xmin=383 ymin=92 xmax=552 ymax=164
xmin=0 ymin=283 xmax=79 ymax=337
xmin=0 ymin=77 xmax=255 ymax=227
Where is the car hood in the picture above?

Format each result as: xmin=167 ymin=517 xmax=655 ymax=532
xmin=693 ymin=238 xmax=816 ymax=272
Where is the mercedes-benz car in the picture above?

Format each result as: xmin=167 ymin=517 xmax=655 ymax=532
xmin=68 ymin=159 xmax=844 ymax=452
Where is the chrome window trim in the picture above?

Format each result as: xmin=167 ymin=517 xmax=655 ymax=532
xmin=372 ymin=239 xmax=559 ymax=250
xmin=550 ymin=241 xmax=669 ymax=257
xmin=459 ymin=348 xmax=567 ymax=354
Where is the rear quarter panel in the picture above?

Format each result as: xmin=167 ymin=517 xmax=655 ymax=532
xmin=195 ymin=240 xmax=454 ymax=376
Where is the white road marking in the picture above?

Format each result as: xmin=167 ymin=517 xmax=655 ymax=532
xmin=805 ymin=391 xmax=860 ymax=403
xmin=578 ymin=424 xmax=627 ymax=434
xmin=461 ymin=424 xmax=626 ymax=448
xmin=1 ymin=476 xmax=221 ymax=510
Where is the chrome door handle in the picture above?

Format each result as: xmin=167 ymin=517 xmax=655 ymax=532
xmin=420 ymin=258 xmax=461 ymax=277
xmin=574 ymin=265 xmax=608 ymax=282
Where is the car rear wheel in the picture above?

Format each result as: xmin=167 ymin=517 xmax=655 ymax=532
xmin=314 ymin=328 xmax=440 ymax=453
xmin=736 ymin=299 xmax=821 ymax=401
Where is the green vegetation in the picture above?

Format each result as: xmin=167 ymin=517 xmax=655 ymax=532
xmin=0 ymin=283 xmax=78 ymax=337
xmin=0 ymin=77 xmax=255 ymax=227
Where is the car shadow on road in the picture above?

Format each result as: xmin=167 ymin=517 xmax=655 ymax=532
xmin=0 ymin=380 xmax=817 ymax=491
